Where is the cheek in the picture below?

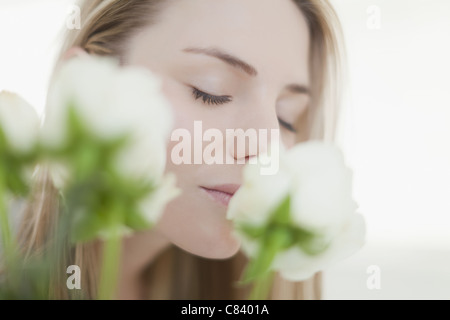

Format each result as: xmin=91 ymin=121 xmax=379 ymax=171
xmin=281 ymin=131 xmax=297 ymax=150
xmin=160 ymin=76 xmax=199 ymax=128
xmin=157 ymin=77 xmax=241 ymax=259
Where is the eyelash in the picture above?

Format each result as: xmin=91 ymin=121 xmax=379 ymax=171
xmin=278 ymin=118 xmax=297 ymax=133
xmin=192 ymin=87 xmax=232 ymax=105
xmin=191 ymin=87 xmax=297 ymax=133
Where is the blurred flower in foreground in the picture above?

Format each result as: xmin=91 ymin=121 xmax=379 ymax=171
xmin=0 ymin=56 xmax=181 ymax=299
xmin=0 ymin=92 xmax=41 ymax=294
xmin=40 ymin=56 xmax=180 ymax=299
xmin=0 ymin=92 xmax=40 ymax=155
xmin=0 ymin=91 xmax=40 ymax=231
xmin=41 ymin=56 xmax=180 ymax=241
xmin=227 ymin=141 xmax=365 ymax=299
xmin=0 ymin=92 xmax=40 ymax=197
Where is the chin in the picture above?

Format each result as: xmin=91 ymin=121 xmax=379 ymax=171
xmin=208 ymin=241 xmax=241 ymax=260
xmin=183 ymin=236 xmax=241 ymax=260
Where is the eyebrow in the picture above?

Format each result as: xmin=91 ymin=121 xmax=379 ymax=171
xmin=183 ymin=46 xmax=310 ymax=95
xmin=183 ymin=46 xmax=257 ymax=76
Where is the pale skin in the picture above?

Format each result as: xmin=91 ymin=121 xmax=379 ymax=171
xmin=65 ymin=0 xmax=311 ymax=299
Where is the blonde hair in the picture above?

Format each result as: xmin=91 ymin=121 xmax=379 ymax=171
xmin=17 ymin=0 xmax=345 ymax=299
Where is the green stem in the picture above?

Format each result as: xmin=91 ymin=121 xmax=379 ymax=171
xmin=248 ymin=271 xmax=275 ymax=300
xmin=98 ymin=232 xmax=122 ymax=300
xmin=97 ymin=206 xmax=124 ymax=300
xmin=243 ymin=228 xmax=292 ymax=283
xmin=243 ymin=228 xmax=292 ymax=300
xmin=0 ymin=169 xmax=17 ymax=268
xmin=0 ymin=169 xmax=22 ymax=298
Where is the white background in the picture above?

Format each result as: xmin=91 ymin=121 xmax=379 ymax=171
xmin=0 ymin=0 xmax=449 ymax=299
xmin=328 ymin=0 xmax=450 ymax=299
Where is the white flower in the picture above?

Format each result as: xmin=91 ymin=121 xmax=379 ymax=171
xmin=285 ymin=142 xmax=359 ymax=235
xmin=227 ymin=142 xmax=290 ymax=228
xmin=0 ymin=91 xmax=40 ymax=153
xmin=41 ymin=55 xmax=181 ymax=227
xmin=42 ymin=55 xmax=174 ymax=183
xmin=228 ymin=141 xmax=366 ymax=281
xmin=272 ymin=211 xmax=365 ymax=281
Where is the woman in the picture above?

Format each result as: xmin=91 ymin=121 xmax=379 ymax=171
xmin=18 ymin=0 xmax=344 ymax=299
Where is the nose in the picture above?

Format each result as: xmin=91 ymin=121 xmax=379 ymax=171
xmin=227 ymin=107 xmax=280 ymax=163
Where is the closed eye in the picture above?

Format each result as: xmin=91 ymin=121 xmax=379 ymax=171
xmin=278 ymin=117 xmax=297 ymax=133
xmin=192 ymin=87 xmax=232 ymax=105
xmin=192 ymin=86 xmax=297 ymax=133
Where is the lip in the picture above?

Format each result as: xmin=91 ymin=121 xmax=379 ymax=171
xmin=200 ymin=184 xmax=241 ymax=207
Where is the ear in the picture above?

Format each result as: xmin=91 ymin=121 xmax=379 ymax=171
xmin=62 ymin=46 xmax=89 ymax=61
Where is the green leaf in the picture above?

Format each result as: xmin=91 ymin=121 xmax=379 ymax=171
xmin=238 ymin=224 xmax=266 ymax=239
xmin=124 ymin=209 xmax=152 ymax=231
xmin=70 ymin=207 xmax=105 ymax=243
xmin=242 ymin=227 xmax=293 ymax=283
xmin=297 ymin=234 xmax=330 ymax=256
xmin=270 ymin=195 xmax=291 ymax=226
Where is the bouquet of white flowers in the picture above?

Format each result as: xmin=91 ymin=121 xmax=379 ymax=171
xmin=0 ymin=92 xmax=41 ymax=268
xmin=0 ymin=56 xmax=180 ymax=299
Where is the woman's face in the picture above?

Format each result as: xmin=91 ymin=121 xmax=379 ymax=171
xmin=124 ymin=0 xmax=311 ymax=259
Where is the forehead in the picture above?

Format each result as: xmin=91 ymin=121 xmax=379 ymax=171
xmin=131 ymin=0 xmax=310 ymax=84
